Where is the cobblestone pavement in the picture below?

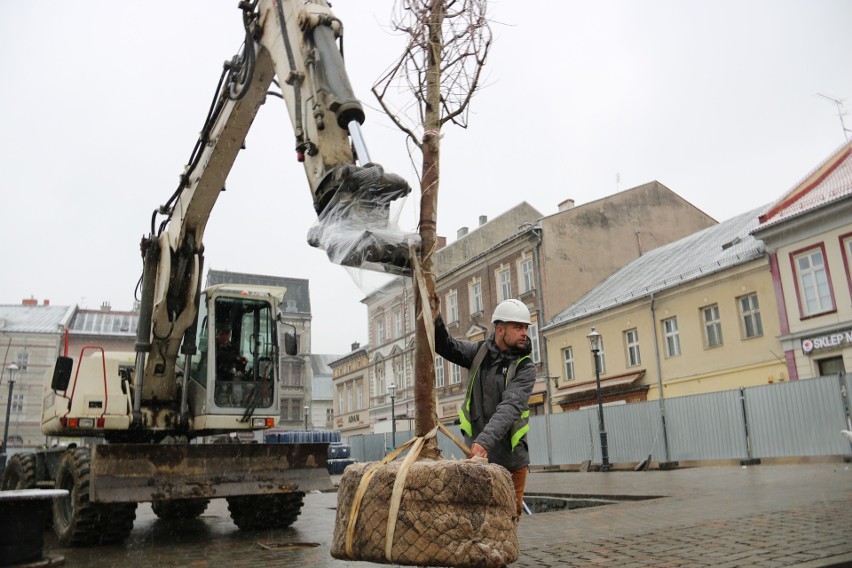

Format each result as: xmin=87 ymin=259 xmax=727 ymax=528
xmin=41 ymin=462 xmax=852 ymax=567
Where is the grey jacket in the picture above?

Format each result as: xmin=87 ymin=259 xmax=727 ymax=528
xmin=434 ymin=316 xmax=536 ymax=471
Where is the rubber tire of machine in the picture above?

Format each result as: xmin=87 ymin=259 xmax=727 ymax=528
xmin=1 ymin=453 xmax=38 ymax=490
xmin=52 ymin=447 xmax=138 ymax=546
xmin=226 ymin=491 xmax=305 ymax=530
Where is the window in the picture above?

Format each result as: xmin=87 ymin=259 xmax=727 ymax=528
xmin=519 ymin=257 xmax=534 ymax=294
xmin=394 ymin=309 xmax=403 ymax=338
xmin=326 ymin=407 xmax=334 ymax=424
xmin=282 ymin=361 xmax=302 ymax=386
xmin=11 ymin=393 xmax=24 ymax=414
xmin=470 ymin=279 xmax=483 ymax=314
xmin=624 ymin=328 xmax=641 ymax=366
xmin=376 ymin=319 xmax=385 ymax=345
xmin=497 ymin=267 xmax=512 ymax=301
xmin=435 ymin=356 xmax=445 ymax=387
xmin=446 ymin=290 xmax=459 ymax=323
xmin=738 ymin=293 xmax=763 ymax=338
xmin=347 ymin=385 xmax=353 ymax=412
xmin=450 ymin=364 xmax=461 ymax=385
xmin=793 ymin=246 xmax=834 ymax=316
xmin=663 ymin=317 xmax=681 ymax=357
xmin=563 ymin=347 xmax=575 ymax=381
xmin=356 ymin=384 xmax=363 ymax=410
xmin=843 ymin=234 xmax=852 ymax=292
xmin=394 ymin=358 xmax=405 ymax=390
xmin=528 ymin=323 xmax=540 ymax=363
xmin=375 ymin=361 xmax=386 ymax=397
xmin=702 ymin=304 xmax=723 ymax=348
xmin=15 ymin=351 xmax=28 ymax=371
xmin=338 ymin=389 xmax=344 ymax=414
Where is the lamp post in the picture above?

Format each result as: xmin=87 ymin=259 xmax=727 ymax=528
xmin=388 ymin=382 xmax=397 ymax=449
xmin=587 ymin=329 xmax=611 ymax=472
xmin=304 ymin=403 xmax=309 ymax=431
xmin=2 ymin=363 xmax=19 ymax=470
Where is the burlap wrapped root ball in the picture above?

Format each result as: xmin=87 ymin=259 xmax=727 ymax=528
xmin=332 ymin=459 xmax=519 ymax=567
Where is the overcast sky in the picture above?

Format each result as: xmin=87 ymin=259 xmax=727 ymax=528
xmin=1 ymin=1 xmax=850 ymax=354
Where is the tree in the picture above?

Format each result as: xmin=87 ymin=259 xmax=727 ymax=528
xmin=372 ymin=0 xmax=492 ymax=438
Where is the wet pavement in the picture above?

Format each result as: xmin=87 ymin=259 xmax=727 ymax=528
xmin=39 ymin=462 xmax=852 ymax=567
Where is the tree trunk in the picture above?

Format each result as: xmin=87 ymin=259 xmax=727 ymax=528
xmin=413 ymin=0 xmax=444 ymax=438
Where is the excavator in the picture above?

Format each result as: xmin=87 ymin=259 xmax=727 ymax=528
xmin=1 ymin=0 xmax=417 ymax=546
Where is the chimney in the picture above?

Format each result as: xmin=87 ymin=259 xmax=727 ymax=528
xmin=558 ymin=198 xmax=575 ymax=212
xmin=436 ymin=235 xmax=447 ymax=250
xmin=351 ymin=341 xmax=360 ymax=351
xmin=22 ymin=298 xmax=38 ymax=306
xmin=478 ymin=215 xmax=488 ymax=226
xmin=457 ymin=227 xmax=469 ymax=239
xmin=100 ymin=301 xmax=112 ymax=312
xmin=43 ymin=299 xmax=50 ymax=306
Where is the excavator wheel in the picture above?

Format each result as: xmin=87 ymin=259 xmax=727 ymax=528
xmin=1 ymin=453 xmax=38 ymax=490
xmin=52 ymin=447 xmax=137 ymax=545
xmin=226 ymin=491 xmax=305 ymax=530
xmin=151 ymin=498 xmax=210 ymax=520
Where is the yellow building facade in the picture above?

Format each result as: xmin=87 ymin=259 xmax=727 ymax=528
xmin=543 ymin=209 xmax=788 ymax=411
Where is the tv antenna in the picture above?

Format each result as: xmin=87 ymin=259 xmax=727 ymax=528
xmin=817 ymin=93 xmax=850 ymax=142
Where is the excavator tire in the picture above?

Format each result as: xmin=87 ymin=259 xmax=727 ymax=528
xmin=151 ymin=498 xmax=210 ymax=520
xmin=226 ymin=491 xmax=305 ymax=530
xmin=52 ymin=447 xmax=137 ymax=545
xmin=1 ymin=453 xmax=38 ymax=490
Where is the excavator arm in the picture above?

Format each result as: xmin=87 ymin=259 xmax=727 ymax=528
xmin=132 ymin=0 xmax=417 ymax=424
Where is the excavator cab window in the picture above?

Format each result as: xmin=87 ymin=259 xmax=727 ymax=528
xmin=211 ymin=296 xmax=277 ymax=409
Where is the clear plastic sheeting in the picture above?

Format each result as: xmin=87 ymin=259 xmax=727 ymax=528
xmin=308 ymin=163 xmax=420 ymax=276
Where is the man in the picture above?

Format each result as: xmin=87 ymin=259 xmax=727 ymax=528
xmin=215 ymin=322 xmax=245 ymax=381
xmin=434 ymin=298 xmax=536 ymax=517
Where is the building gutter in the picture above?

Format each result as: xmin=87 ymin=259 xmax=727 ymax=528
xmin=649 ymin=293 xmax=674 ymax=466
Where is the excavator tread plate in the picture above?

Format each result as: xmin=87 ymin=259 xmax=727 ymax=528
xmin=89 ymin=443 xmax=332 ymax=503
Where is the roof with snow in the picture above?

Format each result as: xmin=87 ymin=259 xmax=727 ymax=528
xmin=544 ymin=206 xmax=768 ymax=329
xmin=757 ymin=141 xmax=852 ymax=228
xmin=0 ymin=304 xmax=75 ymax=334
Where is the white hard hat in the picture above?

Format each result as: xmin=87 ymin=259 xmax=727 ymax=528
xmin=491 ymin=299 xmax=532 ymax=325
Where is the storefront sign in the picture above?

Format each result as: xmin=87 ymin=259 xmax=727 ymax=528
xmin=801 ymin=329 xmax=852 ymax=354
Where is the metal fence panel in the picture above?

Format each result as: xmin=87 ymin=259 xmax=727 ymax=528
xmin=665 ymin=390 xmax=748 ymax=461
xmin=602 ymin=402 xmax=663 ymax=463
xmin=550 ymin=409 xmax=599 ymax=464
xmin=745 ymin=376 xmax=850 ymax=458
xmin=527 ymin=415 xmax=549 ymax=466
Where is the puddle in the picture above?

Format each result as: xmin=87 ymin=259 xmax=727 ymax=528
xmin=524 ymin=493 xmax=660 ymax=514
xmin=257 ymin=541 xmax=321 ymax=550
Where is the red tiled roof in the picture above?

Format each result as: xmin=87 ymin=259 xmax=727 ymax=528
xmin=758 ymin=142 xmax=852 ymax=227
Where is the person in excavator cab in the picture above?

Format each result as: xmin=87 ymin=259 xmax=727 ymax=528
xmin=215 ymin=321 xmax=247 ymax=382
xmin=434 ymin=298 xmax=536 ymax=519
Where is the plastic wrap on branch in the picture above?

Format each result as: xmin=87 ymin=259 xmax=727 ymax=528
xmin=308 ymin=163 xmax=420 ymax=275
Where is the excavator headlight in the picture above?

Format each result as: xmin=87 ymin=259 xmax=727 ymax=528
xmin=78 ymin=418 xmax=95 ymax=429
xmin=252 ymin=418 xmax=268 ymax=428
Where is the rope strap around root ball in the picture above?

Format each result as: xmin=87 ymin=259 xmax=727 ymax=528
xmin=344 ymin=422 xmax=473 ymax=563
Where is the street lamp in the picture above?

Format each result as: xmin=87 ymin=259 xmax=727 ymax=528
xmin=304 ymin=403 xmax=309 ymax=431
xmin=586 ymin=328 xmax=611 ymax=472
xmin=2 ymin=363 xmax=19 ymax=470
xmin=388 ymin=383 xmax=397 ymax=449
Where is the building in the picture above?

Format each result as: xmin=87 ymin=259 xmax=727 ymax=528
xmin=434 ymin=204 xmax=545 ymax=420
xmin=542 ymin=206 xmax=787 ymax=411
xmin=330 ymin=342 xmax=371 ymax=436
xmin=310 ymin=353 xmax=341 ymax=429
xmin=539 ymin=181 xmax=717 ymax=315
xmin=66 ymin=302 xmax=138 ymax=359
xmin=0 ymin=299 xmax=74 ymax=449
xmin=206 ymin=269 xmax=313 ymax=428
xmin=337 ymin=185 xmax=721 ymax=434
xmin=752 ymin=141 xmax=852 ymax=380
xmin=362 ymin=277 xmax=417 ymax=434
